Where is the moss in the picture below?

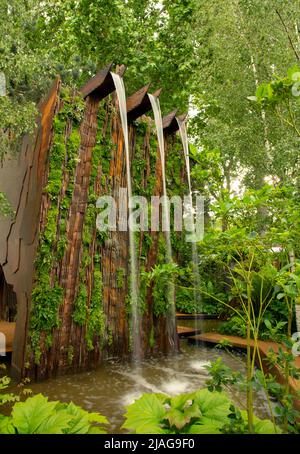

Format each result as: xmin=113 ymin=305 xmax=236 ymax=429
xmin=125 ymin=293 xmax=132 ymax=317
xmin=147 ymin=235 xmax=173 ymax=317
xmin=67 ymin=345 xmax=74 ymax=366
xmin=149 ymin=326 xmax=155 ymax=349
xmin=132 ymin=133 xmax=146 ymax=193
xmin=116 ymin=267 xmax=125 ymax=289
xmin=86 ymin=266 xmax=105 ymax=351
xmin=131 ymin=125 xmax=158 ymax=198
xmin=107 ymin=327 xmax=113 ymax=346
xmin=140 ymin=232 xmax=153 ymax=263
xmin=59 ymin=87 xmax=85 ymax=124
xmin=73 ymin=283 xmax=88 ymax=326
xmin=72 ymin=108 xmax=107 ymax=351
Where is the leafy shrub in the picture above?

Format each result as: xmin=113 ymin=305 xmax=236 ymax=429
xmin=205 ymin=357 xmax=243 ymax=392
xmin=219 ymin=316 xmax=247 ymax=337
xmin=0 ymin=394 xmax=108 ymax=434
xmin=219 ymin=314 xmax=288 ymax=342
xmin=0 ymin=372 xmax=19 ymax=407
xmin=142 ymin=262 xmax=179 ymax=316
xmin=122 ymin=389 xmax=279 ymax=434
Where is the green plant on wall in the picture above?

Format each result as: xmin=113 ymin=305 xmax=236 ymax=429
xmin=86 ymin=265 xmax=105 ymax=351
xmin=116 ymin=267 xmax=125 ymax=289
xmin=143 ymin=260 xmax=179 ymax=317
xmin=72 ymin=110 xmax=107 ymax=351
xmin=29 ymin=89 xmax=84 ymax=363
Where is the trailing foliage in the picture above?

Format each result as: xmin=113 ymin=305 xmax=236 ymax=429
xmin=122 ymin=389 xmax=280 ymax=434
xmin=72 ymin=111 xmax=106 ymax=351
xmin=142 ymin=261 xmax=179 ymax=316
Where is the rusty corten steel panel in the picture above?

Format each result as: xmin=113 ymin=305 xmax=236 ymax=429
xmin=126 ymin=83 xmax=151 ymax=122
xmin=80 ymin=62 xmax=114 ymax=99
xmin=0 ymin=78 xmax=60 ymax=295
xmin=163 ymin=108 xmax=180 ymax=135
xmin=126 ymin=86 xmax=163 ymax=123
xmin=80 ymin=63 xmax=127 ymax=100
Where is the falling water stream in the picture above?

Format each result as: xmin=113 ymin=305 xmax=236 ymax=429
xmin=177 ymin=119 xmax=202 ymax=328
xmin=148 ymin=94 xmax=177 ymax=349
xmin=111 ymin=73 xmax=140 ymax=360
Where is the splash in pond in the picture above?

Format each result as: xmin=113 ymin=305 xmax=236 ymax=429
xmin=28 ymin=342 xmax=271 ymax=433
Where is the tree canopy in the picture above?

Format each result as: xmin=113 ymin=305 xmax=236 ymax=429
xmin=1 ymin=0 xmax=300 ymax=191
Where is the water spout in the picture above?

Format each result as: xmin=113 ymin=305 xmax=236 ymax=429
xmin=111 ymin=72 xmax=141 ymax=361
xmin=176 ymin=118 xmax=202 ymax=321
xmin=148 ymin=93 xmax=177 ymax=350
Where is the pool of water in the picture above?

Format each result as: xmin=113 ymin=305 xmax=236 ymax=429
xmin=177 ymin=318 xmax=223 ymax=332
xmin=28 ymin=340 xmax=270 ymax=433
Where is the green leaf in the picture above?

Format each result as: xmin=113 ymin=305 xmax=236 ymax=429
xmin=184 ymin=403 xmax=202 ymax=420
xmin=11 ymin=394 xmax=58 ymax=434
xmin=187 ymin=421 xmax=222 ymax=434
xmin=264 ymin=319 xmax=272 ymax=329
xmin=170 ymin=392 xmax=196 ymax=410
xmin=193 ymin=389 xmax=231 ymax=424
xmin=166 ymin=408 xmax=189 ymax=430
xmin=63 ymin=402 xmax=107 ymax=434
xmin=253 ymin=418 xmax=281 ymax=434
xmin=0 ymin=415 xmax=16 ymax=434
xmin=122 ymin=393 xmax=167 ymax=434
xmin=35 ymin=410 xmax=73 ymax=434
xmin=9 ymin=394 xmax=108 ymax=434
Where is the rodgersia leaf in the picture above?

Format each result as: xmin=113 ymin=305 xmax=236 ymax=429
xmin=12 ymin=394 xmax=59 ymax=434
xmin=122 ymin=393 xmax=167 ymax=434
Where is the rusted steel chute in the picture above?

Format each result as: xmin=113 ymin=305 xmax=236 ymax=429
xmin=162 ymin=108 xmax=180 ymax=135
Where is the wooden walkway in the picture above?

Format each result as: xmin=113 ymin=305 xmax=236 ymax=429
xmin=189 ymin=332 xmax=300 ymax=413
xmin=0 ymin=321 xmax=15 ymax=353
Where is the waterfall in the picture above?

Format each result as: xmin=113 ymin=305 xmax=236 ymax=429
xmin=111 ymin=72 xmax=140 ymax=360
xmin=148 ymin=94 xmax=177 ymax=349
xmin=177 ymin=118 xmax=202 ymax=324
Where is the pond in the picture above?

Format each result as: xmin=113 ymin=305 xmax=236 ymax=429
xmin=28 ymin=340 xmax=271 ymax=433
